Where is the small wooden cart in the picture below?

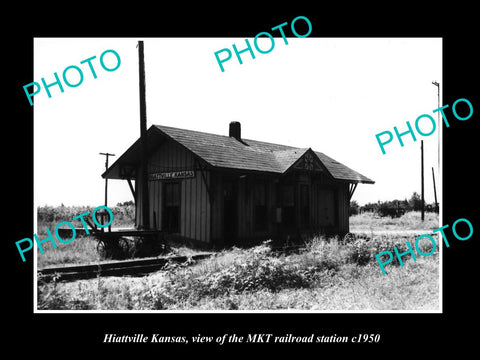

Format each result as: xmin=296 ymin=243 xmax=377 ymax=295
xmin=86 ymin=211 xmax=165 ymax=259
xmin=94 ymin=229 xmax=164 ymax=259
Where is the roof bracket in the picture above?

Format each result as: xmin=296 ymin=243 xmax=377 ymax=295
xmin=127 ymin=178 xmax=136 ymax=200
xmin=348 ymin=183 xmax=358 ymax=200
xmin=196 ymin=159 xmax=213 ymax=205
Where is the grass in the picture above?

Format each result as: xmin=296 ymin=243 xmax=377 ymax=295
xmin=350 ymin=211 xmax=439 ymax=231
xmin=36 ymin=233 xmax=204 ymax=269
xmin=38 ymin=233 xmax=439 ymax=311
xmin=36 ymin=204 xmax=136 ymax=268
xmin=36 ymin=208 xmax=440 ymax=311
xmin=36 ymin=206 xmax=202 ymax=268
xmin=37 ymin=235 xmax=101 ymax=268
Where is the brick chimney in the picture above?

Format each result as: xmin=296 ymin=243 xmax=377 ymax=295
xmin=229 ymin=121 xmax=241 ymax=140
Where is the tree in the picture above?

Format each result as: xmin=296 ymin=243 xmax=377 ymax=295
xmin=360 ymin=202 xmax=378 ymax=213
xmin=408 ymin=192 xmax=424 ymax=211
xmin=349 ymin=200 xmax=360 ymax=216
xmin=117 ymin=200 xmax=134 ymax=207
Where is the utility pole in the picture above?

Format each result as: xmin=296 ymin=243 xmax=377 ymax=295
xmin=421 ymin=141 xmax=424 ymax=221
xmin=432 ymin=81 xmax=440 ymax=169
xmin=138 ymin=40 xmax=150 ymax=229
xmin=100 ymin=152 xmax=115 ymax=230
xmin=100 ymin=152 xmax=115 ymax=207
xmin=432 ymin=80 xmax=440 ymax=214
xmin=432 ymin=167 xmax=438 ymax=213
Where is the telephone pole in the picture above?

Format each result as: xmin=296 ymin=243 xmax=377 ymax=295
xmin=138 ymin=40 xmax=150 ymax=229
xmin=432 ymin=80 xmax=440 ymax=215
xmin=432 ymin=167 xmax=438 ymax=213
xmin=100 ymin=152 xmax=115 ymax=207
xmin=421 ymin=141 xmax=424 ymax=221
xmin=432 ymin=81 xmax=440 ymax=169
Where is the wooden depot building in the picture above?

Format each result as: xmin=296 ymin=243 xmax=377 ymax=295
xmin=102 ymin=122 xmax=374 ymax=247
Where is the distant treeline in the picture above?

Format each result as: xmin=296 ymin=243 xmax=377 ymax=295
xmin=350 ymin=192 xmax=439 ymax=218
xmin=37 ymin=201 xmax=135 ymax=226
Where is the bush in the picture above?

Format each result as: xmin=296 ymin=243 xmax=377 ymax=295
xmin=157 ymin=233 xmax=438 ymax=308
xmin=37 ymin=233 xmax=440 ymax=310
xmin=345 ymin=233 xmax=438 ymax=267
xmin=349 ymin=200 xmax=360 ymax=216
xmin=156 ymin=242 xmax=335 ymax=306
xmin=377 ymin=200 xmax=406 ymax=218
xmin=346 ymin=238 xmax=372 ymax=265
xmin=301 ymin=236 xmax=345 ymax=271
xmin=358 ymin=192 xmax=438 ymax=218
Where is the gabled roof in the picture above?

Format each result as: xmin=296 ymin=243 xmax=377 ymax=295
xmin=103 ymin=124 xmax=374 ymax=184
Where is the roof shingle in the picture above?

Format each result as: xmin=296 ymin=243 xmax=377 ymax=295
xmin=154 ymin=125 xmax=374 ymax=184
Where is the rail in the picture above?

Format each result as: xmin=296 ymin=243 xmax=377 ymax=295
xmin=38 ymin=244 xmax=308 ymax=283
xmin=38 ymin=253 xmax=213 ymax=282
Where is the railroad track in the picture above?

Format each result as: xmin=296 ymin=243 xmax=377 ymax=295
xmin=37 ymin=245 xmax=306 ymax=283
xmin=38 ymin=253 xmax=214 ymax=282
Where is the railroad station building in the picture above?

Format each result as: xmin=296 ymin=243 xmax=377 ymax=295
xmin=102 ymin=122 xmax=374 ymax=247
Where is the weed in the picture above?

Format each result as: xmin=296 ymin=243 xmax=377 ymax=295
xmin=36 ymin=218 xmax=440 ymax=310
xmin=350 ymin=211 xmax=439 ymax=231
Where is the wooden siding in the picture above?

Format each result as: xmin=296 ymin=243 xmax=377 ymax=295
xmin=210 ymin=172 xmax=223 ymax=244
xmin=136 ymin=140 xmax=211 ymax=243
xmin=209 ymin=171 xmax=352 ymax=244
xmin=209 ymin=173 xmax=276 ymax=246
xmin=294 ymin=173 xmax=350 ymax=236
xmin=338 ymin=182 xmax=350 ymax=235
xmin=136 ymin=143 xmax=352 ymax=246
xmin=312 ymin=181 xmax=349 ymax=235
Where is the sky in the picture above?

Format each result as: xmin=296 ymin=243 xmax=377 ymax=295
xmin=34 ymin=37 xmax=442 ymax=208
